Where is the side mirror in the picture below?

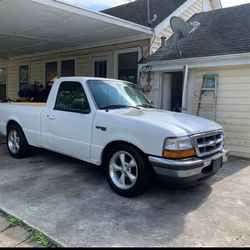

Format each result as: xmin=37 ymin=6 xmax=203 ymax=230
xmin=71 ymin=99 xmax=90 ymax=114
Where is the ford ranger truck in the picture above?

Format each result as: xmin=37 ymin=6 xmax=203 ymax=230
xmin=0 ymin=77 xmax=229 ymax=197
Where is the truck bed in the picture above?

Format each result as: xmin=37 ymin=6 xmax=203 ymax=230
xmin=0 ymin=102 xmax=44 ymax=146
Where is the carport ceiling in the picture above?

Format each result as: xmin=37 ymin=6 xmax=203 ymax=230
xmin=0 ymin=0 xmax=152 ymax=58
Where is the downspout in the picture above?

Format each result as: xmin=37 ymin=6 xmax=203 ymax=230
xmin=182 ymin=65 xmax=189 ymax=113
xmin=147 ymin=0 xmax=151 ymax=25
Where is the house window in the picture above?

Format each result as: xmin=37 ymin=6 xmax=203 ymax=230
xmin=46 ymin=62 xmax=58 ymax=87
xmin=61 ymin=60 xmax=75 ymax=77
xmin=46 ymin=59 xmax=75 ymax=87
xmin=19 ymin=65 xmax=29 ymax=90
xmin=91 ymin=55 xmax=111 ymax=78
xmin=118 ymin=52 xmax=138 ymax=83
xmin=0 ymin=68 xmax=6 ymax=101
xmin=94 ymin=61 xmax=107 ymax=78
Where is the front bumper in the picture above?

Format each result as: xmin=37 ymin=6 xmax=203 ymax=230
xmin=149 ymin=148 xmax=230 ymax=185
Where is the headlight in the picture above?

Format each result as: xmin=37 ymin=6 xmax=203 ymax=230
xmin=163 ymin=137 xmax=196 ymax=159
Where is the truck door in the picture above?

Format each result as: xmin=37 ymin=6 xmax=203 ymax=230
xmin=43 ymin=81 xmax=93 ymax=160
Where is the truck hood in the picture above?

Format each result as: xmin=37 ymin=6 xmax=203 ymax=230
xmin=112 ymin=108 xmax=222 ymax=136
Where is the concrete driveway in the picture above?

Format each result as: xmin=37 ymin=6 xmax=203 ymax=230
xmin=0 ymin=144 xmax=249 ymax=247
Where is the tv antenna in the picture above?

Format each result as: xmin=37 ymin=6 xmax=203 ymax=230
xmin=147 ymin=0 xmax=157 ymax=26
xmin=170 ymin=16 xmax=200 ymax=57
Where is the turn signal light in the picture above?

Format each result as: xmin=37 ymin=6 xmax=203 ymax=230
xmin=163 ymin=149 xmax=196 ymax=159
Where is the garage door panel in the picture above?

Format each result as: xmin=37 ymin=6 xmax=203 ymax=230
xmin=217 ymin=91 xmax=250 ymax=98
xmin=218 ymin=83 xmax=250 ymax=91
xmin=222 ymin=124 xmax=250 ymax=134
xmin=217 ymin=104 xmax=250 ymax=112
xmin=226 ymin=138 xmax=250 ymax=148
xmin=217 ymin=111 xmax=250 ymax=119
xmin=217 ymin=98 xmax=250 ymax=105
xmin=218 ymin=118 xmax=250 ymax=126
xmin=225 ymin=132 xmax=250 ymax=140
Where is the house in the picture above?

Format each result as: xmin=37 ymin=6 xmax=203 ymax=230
xmin=139 ymin=3 xmax=250 ymax=158
xmin=0 ymin=0 xmax=221 ymax=102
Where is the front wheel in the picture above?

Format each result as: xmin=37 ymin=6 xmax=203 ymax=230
xmin=104 ymin=144 xmax=152 ymax=197
xmin=7 ymin=125 xmax=29 ymax=159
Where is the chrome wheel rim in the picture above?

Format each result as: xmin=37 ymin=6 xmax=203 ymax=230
xmin=109 ymin=151 xmax=138 ymax=190
xmin=8 ymin=129 xmax=20 ymax=154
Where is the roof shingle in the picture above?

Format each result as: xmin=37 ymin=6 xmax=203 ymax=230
xmin=141 ymin=3 xmax=250 ymax=63
xmin=102 ymin=0 xmax=187 ymax=27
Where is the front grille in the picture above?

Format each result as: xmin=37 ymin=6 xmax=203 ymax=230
xmin=191 ymin=130 xmax=224 ymax=157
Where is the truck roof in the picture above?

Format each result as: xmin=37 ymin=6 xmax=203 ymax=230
xmin=57 ymin=77 xmax=124 ymax=82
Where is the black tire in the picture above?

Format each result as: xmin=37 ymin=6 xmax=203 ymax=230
xmin=7 ymin=125 xmax=29 ymax=159
xmin=104 ymin=144 xmax=152 ymax=197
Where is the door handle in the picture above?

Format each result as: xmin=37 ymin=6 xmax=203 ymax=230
xmin=96 ymin=126 xmax=107 ymax=132
xmin=47 ymin=115 xmax=55 ymax=120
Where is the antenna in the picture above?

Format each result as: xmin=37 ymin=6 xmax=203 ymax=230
xmin=147 ymin=0 xmax=157 ymax=26
xmin=170 ymin=16 xmax=200 ymax=57
xmin=189 ymin=21 xmax=201 ymax=34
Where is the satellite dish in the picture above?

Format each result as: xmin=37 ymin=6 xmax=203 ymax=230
xmin=170 ymin=16 xmax=200 ymax=57
xmin=170 ymin=16 xmax=189 ymax=40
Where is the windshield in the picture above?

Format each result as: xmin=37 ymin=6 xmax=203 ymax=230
xmin=87 ymin=80 xmax=152 ymax=110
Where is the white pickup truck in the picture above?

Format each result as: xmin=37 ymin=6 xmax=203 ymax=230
xmin=0 ymin=77 xmax=229 ymax=197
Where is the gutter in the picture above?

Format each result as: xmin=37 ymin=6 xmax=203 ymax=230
xmin=139 ymin=52 xmax=250 ymax=71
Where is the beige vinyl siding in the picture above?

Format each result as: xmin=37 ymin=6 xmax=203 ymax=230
xmin=209 ymin=0 xmax=214 ymax=10
xmin=152 ymin=0 xmax=203 ymax=52
xmin=30 ymin=61 xmax=43 ymax=85
xmin=180 ymin=0 xmax=203 ymax=20
xmin=0 ymin=59 xmax=7 ymax=66
xmin=5 ymin=39 xmax=149 ymax=99
xmin=77 ymin=55 xmax=90 ymax=76
xmin=194 ymin=65 xmax=250 ymax=158
xmin=139 ymin=72 xmax=156 ymax=102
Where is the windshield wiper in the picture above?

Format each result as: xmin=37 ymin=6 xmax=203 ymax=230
xmin=137 ymin=104 xmax=159 ymax=109
xmin=100 ymin=105 xmax=141 ymax=110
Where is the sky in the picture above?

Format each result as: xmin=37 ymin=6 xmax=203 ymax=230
xmin=65 ymin=0 xmax=250 ymax=11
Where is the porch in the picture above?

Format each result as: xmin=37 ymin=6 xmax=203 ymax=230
xmin=0 ymin=0 xmax=152 ymax=101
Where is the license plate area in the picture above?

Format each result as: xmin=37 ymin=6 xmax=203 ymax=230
xmin=202 ymin=157 xmax=222 ymax=174
xmin=213 ymin=157 xmax=223 ymax=172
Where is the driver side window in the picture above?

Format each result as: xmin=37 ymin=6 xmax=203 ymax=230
xmin=54 ymin=81 xmax=90 ymax=113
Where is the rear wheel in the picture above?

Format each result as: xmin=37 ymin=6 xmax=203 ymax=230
xmin=104 ymin=144 xmax=151 ymax=197
xmin=7 ymin=125 xmax=29 ymax=159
